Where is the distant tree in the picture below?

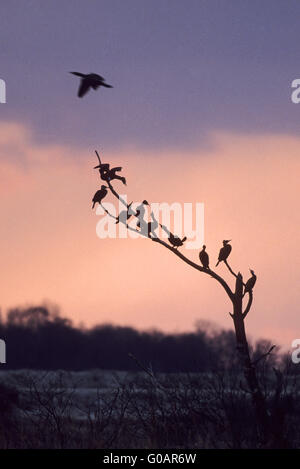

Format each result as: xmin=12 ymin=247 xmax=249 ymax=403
xmin=1 ymin=304 xmax=240 ymax=372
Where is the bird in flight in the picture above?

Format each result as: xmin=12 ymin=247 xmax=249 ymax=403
xmin=70 ymin=72 xmax=113 ymax=98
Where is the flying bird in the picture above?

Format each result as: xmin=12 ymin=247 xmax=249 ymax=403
xmin=70 ymin=72 xmax=113 ymax=98
xmin=244 ymin=269 xmax=257 ymax=295
xmin=199 ymin=245 xmax=209 ymax=269
xmin=92 ymin=185 xmax=108 ymax=209
xmin=216 ymin=240 xmax=232 ymax=266
xmin=160 ymin=224 xmax=187 ymax=249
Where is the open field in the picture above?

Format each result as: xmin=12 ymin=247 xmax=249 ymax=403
xmin=0 ymin=368 xmax=299 ymax=449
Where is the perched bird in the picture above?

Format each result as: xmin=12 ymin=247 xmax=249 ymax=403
xmin=169 ymin=234 xmax=187 ymax=249
xmin=135 ymin=200 xmax=149 ymax=229
xmin=160 ymin=224 xmax=187 ymax=249
xmin=199 ymin=245 xmax=209 ymax=269
xmin=147 ymin=212 xmax=159 ymax=238
xmin=94 ymin=162 xmax=110 ymax=176
xmin=94 ymin=163 xmax=126 ymax=185
xmin=115 ymin=202 xmax=134 ymax=224
xmin=244 ymin=269 xmax=257 ymax=295
xmin=92 ymin=185 xmax=108 ymax=209
xmin=70 ymin=72 xmax=113 ymax=98
xmin=107 ymin=167 xmax=126 ymax=185
xmin=216 ymin=240 xmax=232 ymax=266
xmin=135 ymin=200 xmax=149 ymax=217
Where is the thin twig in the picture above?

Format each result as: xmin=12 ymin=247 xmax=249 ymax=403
xmin=128 ymin=352 xmax=165 ymax=391
xmin=95 ymin=150 xmax=102 ymax=165
xmin=224 ymin=261 xmax=246 ymax=287
xmin=251 ymin=345 xmax=276 ymax=366
xmin=100 ymin=203 xmax=117 ymax=220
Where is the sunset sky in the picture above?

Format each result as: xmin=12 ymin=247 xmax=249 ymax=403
xmin=0 ymin=1 xmax=300 ymax=348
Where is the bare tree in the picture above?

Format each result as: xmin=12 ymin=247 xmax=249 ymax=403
xmin=91 ymin=150 xmax=280 ymax=446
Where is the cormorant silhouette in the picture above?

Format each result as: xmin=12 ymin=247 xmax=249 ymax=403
xmin=135 ymin=200 xmax=149 ymax=230
xmin=199 ymin=245 xmax=209 ymax=269
xmin=135 ymin=200 xmax=149 ymax=217
xmin=160 ymin=224 xmax=187 ymax=249
xmin=92 ymin=185 xmax=108 ymax=209
xmin=244 ymin=269 xmax=257 ymax=295
xmin=94 ymin=162 xmax=110 ymax=174
xmin=94 ymin=163 xmax=126 ymax=185
xmin=216 ymin=240 xmax=232 ymax=266
xmin=70 ymin=72 xmax=113 ymax=98
xmin=115 ymin=202 xmax=134 ymax=224
xmin=147 ymin=212 xmax=159 ymax=238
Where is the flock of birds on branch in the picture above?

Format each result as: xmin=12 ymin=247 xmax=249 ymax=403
xmin=68 ymin=71 xmax=257 ymax=296
xmin=72 ymin=71 xmax=257 ymax=297
xmin=91 ymin=153 xmax=257 ymax=296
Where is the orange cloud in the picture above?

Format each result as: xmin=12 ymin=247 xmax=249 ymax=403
xmin=0 ymin=122 xmax=299 ymax=349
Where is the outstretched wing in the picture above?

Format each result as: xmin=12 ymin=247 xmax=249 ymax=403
xmin=78 ymin=79 xmax=90 ymax=98
xmin=70 ymin=71 xmax=85 ymax=77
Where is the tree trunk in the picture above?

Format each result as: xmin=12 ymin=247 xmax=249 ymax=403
xmin=232 ymin=273 xmax=270 ymax=445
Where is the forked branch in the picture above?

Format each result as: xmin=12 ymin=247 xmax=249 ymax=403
xmin=243 ymin=290 xmax=253 ymax=318
xmin=93 ymin=151 xmax=257 ymax=306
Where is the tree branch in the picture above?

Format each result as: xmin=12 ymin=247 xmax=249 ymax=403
xmin=224 ymin=260 xmax=239 ymax=279
xmin=242 ymin=290 xmax=253 ymax=318
xmin=107 ymin=180 xmax=129 ymax=211
xmin=128 ymin=352 xmax=165 ymax=391
xmin=95 ymin=154 xmax=235 ymax=301
xmin=98 ymin=200 xmax=152 ymax=240
xmin=151 ymin=237 xmax=234 ymax=301
xmin=224 ymin=261 xmax=246 ymax=287
xmin=95 ymin=150 xmax=102 ymax=166
xmin=251 ymin=345 xmax=276 ymax=367
xmin=100 ymin=203 xmax=118 ymax=220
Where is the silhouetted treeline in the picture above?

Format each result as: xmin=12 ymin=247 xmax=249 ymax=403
xmin=0 ymin=305 xmax=279 ymax=372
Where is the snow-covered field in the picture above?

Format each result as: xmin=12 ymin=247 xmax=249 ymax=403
xmin=0 ymin=369 xmax=299 ymax=448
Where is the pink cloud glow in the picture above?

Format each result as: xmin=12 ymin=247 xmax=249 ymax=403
xmin=0 ymin=123 xmax=299 ymax=348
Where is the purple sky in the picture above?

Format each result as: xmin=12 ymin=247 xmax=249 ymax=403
xmin=0 ymin=2 xmax=300 ymax=346
xmin=1 ymin=0 xmax=300 ymax=151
